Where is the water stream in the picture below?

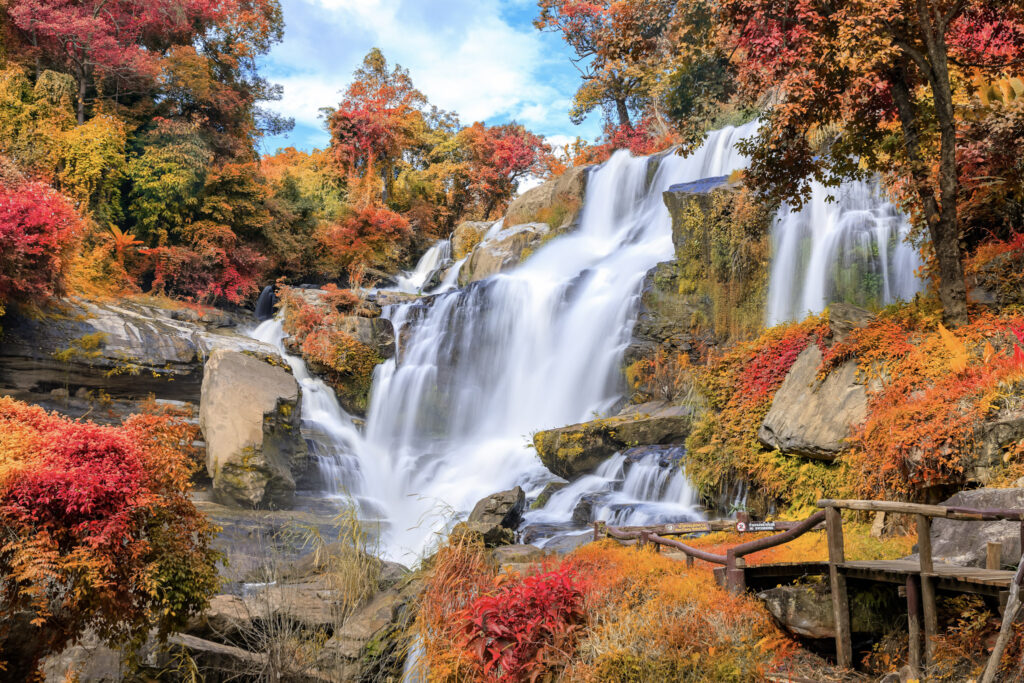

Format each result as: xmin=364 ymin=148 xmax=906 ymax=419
xmin=254 ymin=121 xmax=924 ymax=562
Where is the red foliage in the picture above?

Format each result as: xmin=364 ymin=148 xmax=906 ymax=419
xmin=0 ymin=180 xmax=81 ymax=308
xmin=318 ymin=204 xmax=411 ymax=279
xmin=738 ymin=325 xmax=823 ymax=402
xmin=460 ymin=567 xmax=586 ymax=682
xmin=458 ymin=122 xmax=553 ymax=217
xmin=0 ymin=398 xmax=219 ymax=677
xmin=142 ymin=231 xmax=264 ymax=305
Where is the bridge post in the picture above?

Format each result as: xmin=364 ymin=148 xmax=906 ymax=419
xmin=906 ymin=575 xmax=921 ymax=678
xmin=917 ymin=514 xmax=938 ymax=666
xmin=825 ymin=506 xmax=853 ymax=668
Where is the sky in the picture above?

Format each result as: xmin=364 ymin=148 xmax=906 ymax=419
xmin=257 ymin=0 xmax=602 ymax=156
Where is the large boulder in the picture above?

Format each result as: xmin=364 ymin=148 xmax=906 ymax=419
xmin=757 ymin=584 xmax=895 ymax=639
xmin=661 ymin=177 xmax=772 ymax=341
xmin=451 ymin=220 xmax=492 ymax=260
xmin=534 ymin=402 xmax=691 ymax=479
xmin=469 ymin=486 xmax=526 ymax=528
xmin=758 ymin=344 xmax=868 ymax=461
xmin=200 ymin=349 xmax=307 ymax=508
xmin=452 ymin=487 xmax=527 ymax=548
xmin=970 ymin=410 xmax=1024 ymax=485
xmin=923 ymin=487 xmax=1024 ymax=568
xmin=0 ymin=298 xmax=275 ymax=421
xmin=505 ymin=165 xmax=588 ymax=231
xmin=458 ymin=222 xmax=550 ymax=285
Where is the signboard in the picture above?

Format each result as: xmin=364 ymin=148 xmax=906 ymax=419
xmin=662 ymin=522 xmax=711 ymax=534
xmin=741 ymin=521 xmax=777 ymax=533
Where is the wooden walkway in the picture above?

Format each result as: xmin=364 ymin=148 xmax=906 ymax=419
xmin=731 ymin=559 xmax=1016 ymax=599
xmin=600 ymin=497 xmax=1024 ymax=680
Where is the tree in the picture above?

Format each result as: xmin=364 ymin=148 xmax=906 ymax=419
xmin=703 ymin=0 xmax=1024 ymax=326
xmin=5 ymin=0 xmax=221 ymax=124
xmin=0 ymin=398 xmax=220 ymax=679
xmin=328 ymin=49 xmax=427 ymax=204
xmin=0 ymin=176 xmax=81 ymax=313
xmin=457 ymin=122 xmax=553 ymax=218
xmin=535 ymin=0 xmax=676 ymax=127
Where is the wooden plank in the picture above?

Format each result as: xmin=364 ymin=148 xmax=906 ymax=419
xmin=826 ymin=507 xmax=852 ymax=669
xmin=988 ymin=542 xmax=1003 ymax=570
xmin=818 ymin=498 xmax=949 ymax=517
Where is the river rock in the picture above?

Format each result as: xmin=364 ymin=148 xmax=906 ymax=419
xmin=534 ymin=402 xmax=691 ymax=479
xmin=451 ymin=220 xmax=492 ymax=260
xmin=758 ymin=344 xmax=867 ymax=461
xmin=200 ymin=349 xmax=307 ymax=508
xmin=505 ymin=164 xmax=588 ymax=230
xmin=0 ymin=298 xmax=275 ymax=421
xmin=531 ymin=481 xmax=568 ymax=509
xmin=458 ymin=222 xmax=550 ymax=285
xmin=469 ymin=486 xmax=526 ymax=528
xmin=757 ymin=583 xmax=894 ymax=639
xmin=920 ymin=487 xmax=1024 ymax=568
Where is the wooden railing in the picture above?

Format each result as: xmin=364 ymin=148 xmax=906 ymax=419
xmin=597 ymin=510 xmax=828 ymax=593
xmin=597 ymin=499 xmax=1024 ymax=678
xmin=816 ymin=498 xmax=1024 ymax=675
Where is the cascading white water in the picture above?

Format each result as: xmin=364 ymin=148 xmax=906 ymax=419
xmin=523 ymin=446 xmax=700 ymax=540
xmin=357 ymin=125 xmax=755 ymax=560
xmin=254 ymin=120 xmax=924 ymax=561
xmin=247 ymin=319 xmax=373 ymax=510
xmin=393 ymin=240 xmax=452 ymax=293
xmin=765 ymin=178 xmax=923 ymax=325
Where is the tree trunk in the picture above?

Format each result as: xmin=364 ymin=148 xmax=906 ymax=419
xmin=615 ymin=98 xmax=631 ymax=128
xmin=77 ymin=72 xmax=87 ymax=125
xmin=889 ymin=60 xmax=968 ymax=327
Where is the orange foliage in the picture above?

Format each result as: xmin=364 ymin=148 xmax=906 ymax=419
xmin=831 ymin=310 xmax=1024 ymax=499
xmin=0 ymin=398 xmax=219 ymax=678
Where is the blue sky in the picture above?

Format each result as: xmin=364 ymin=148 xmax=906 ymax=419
xmin=257 ymin=0 xmax=602 ymax=155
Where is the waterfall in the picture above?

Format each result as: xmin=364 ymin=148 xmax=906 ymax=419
xmin=357 ymin=124 xmax=754 ymax=560
xmin=765 ymin=178 xmax=923 ymax=325
xmin=522 ymin=446 xmax=701 ymax=543
xmin=249 ymin=120 xmax=923 ymax=562
xmin=393 ymin=240 xmax=452 ymax=293
xmin=247 ymin=319 xmax=377 ymax=514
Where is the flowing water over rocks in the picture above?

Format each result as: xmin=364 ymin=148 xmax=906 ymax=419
xmin=251 ymin=122 xmax=925 ymax=562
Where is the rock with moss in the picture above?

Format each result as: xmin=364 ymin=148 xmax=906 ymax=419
xmin=505 ymin=164 xmax=588 ymax=231
xmin=531 ymin=481 xmax=568 ymax=509
xmin=200 ymin=349 xmax=307 ymax=509
xmin=533 ymin=402 xmax=692 ymax=479
xmin=451 ymin=220 xmax=492 ymax=260
xmin=661 ymin=177 xmax=772 ymax=340
xmin=458 ymin=222 xmax=550 ymax=285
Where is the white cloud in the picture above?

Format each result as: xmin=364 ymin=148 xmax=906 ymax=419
xmin=261 ymin=0 xmax=600 ymax=150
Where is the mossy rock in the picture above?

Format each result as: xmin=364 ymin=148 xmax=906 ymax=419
xmin=534 ymin=404 xmax=691 ymax=479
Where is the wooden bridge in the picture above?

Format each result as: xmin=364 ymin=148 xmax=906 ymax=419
xmin=595 ymin=498 xmax=1024 ymax=681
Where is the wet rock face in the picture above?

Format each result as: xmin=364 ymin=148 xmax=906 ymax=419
xmin=200 ymin=349 xmax=307 ymax=509
xmin=758 ymin=344 xmax=868 ymax=461
xmin=504 ymin=164 xmax=588 ymax=230
xmin=924 ymin=487 xmax=1024 ymax=568
xmin=533 ymin=402 xmax=691 ymax=479
xmin=458 ymin=222 xmax=550 ymax=285
xmin=0 ymin=298 xmax=274 ymax=420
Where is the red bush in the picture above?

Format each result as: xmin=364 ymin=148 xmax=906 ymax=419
xmin=0 ymin=397 xmax=219 ymax=677
xmin=0 ymin=180 xmax=81 ymax=308
xmin=459 ymin=567 xmax=586 ymax=682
